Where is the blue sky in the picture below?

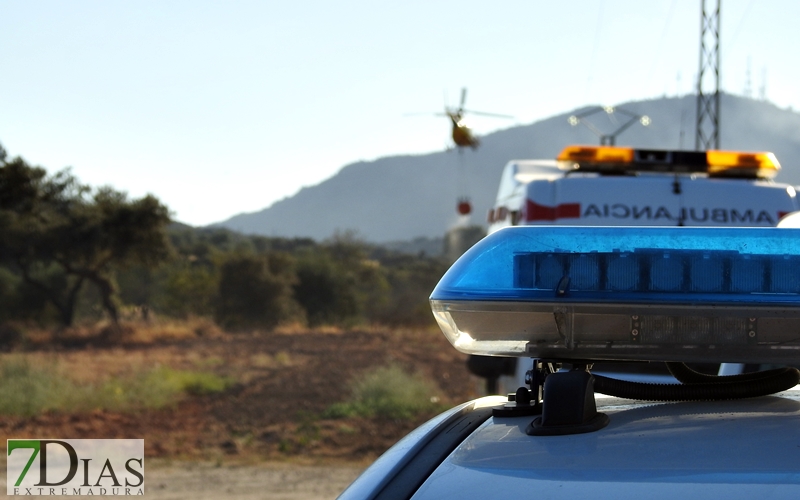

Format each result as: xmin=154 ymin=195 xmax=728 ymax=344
xmin=1 ymin=0 xmax=796 ymax=226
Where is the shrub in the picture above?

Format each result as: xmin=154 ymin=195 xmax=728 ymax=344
xmin=215 ymin=253 xmax=300 ymax=330
xmin=324 ymin=364 xmax=444 ymax=420
xmin=0 ymin=358 xmax=69 ymax=417
xmin=0 ymin=359 xmax=233 ymax=416
xmin=160 ymin=264 xmax=218 ymax=318
xmin=99 ymin=367 xmax=234 ymax=409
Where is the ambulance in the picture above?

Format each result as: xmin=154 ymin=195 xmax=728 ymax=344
xmin=487 ymin=145 xmax=799 ymax=231
xmin=480 ymin=145 xmax=800 ymax=393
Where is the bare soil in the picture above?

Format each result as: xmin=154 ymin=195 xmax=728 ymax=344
xmin=0 ymin=327 xmax=479 ymax=498
xmin=1 ymin=459 xmax=365 ymax=500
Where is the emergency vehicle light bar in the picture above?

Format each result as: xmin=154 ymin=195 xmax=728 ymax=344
xmin=430 ymin=226 xmax=800 ymax=364
xmin=556 ymin=145 xmax=780 ymax=179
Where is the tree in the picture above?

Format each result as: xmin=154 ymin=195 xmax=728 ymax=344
xmin=160 ymin=263 xmax=218 ymax=318
xmin=369 ymin=253 xmax=448 ymax=326
xmin=0 ymin=155 xmax=172 ymax=327
xmin=293 ymin=253 xmax=359 ymax=326
xmin=214 ymin=253 xmax=299 ymax=330
xmin=293 ymin=233 xmax=390 ymax=327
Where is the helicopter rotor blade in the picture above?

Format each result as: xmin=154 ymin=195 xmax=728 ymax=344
xmin=462 ymin=109 xmax=514 ymax=119
xmin=459 ymin=88 xmax=467 ymax=111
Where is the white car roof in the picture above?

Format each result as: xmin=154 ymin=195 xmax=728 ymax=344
xmin=412 ymin=390 xmax=800 ymax=499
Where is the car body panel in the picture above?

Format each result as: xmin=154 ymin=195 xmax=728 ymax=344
xmin=409 ymin=390 xmax=800 ymax=498
xmin=337 ymin=396 xmax=506 ymax=500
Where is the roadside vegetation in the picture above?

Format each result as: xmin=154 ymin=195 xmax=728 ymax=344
xmin=0 ymin=144 xmax=453 ymax=348
xmin=0 ymin=357 xmax=233 ymax=417
xmin=324 ymin=364 xmax=447 ymax=420
xmin=0 ymin=145 xmax=476 ymax=462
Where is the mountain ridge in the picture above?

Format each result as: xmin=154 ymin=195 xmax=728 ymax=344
xmin=215 ymin=94 xmax=800 ymax=242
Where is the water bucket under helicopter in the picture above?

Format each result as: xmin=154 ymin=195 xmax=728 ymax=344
xmin=457 ymin=198 xmax=472 ymax=215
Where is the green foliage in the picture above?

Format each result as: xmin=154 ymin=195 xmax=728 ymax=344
xmin=0 ymin=358 xmax=67 ymax=417
xmin=115 ymin=264 xmax=159 ymax=309
xmin=369 ymin=253 xmax=449 ymax=326
xmin=100 ymin=367 xmax=233 ymax=406
xmin=8 ymin=264 xmax=68 ymax=324
xmin=161 ymin=264 xmax=218 ymax=318
xmin=0 ymin=155 xmax=172 ymax=326
xmin=293 ymin=253 xmax=359 ymax=326
xmin=324 ymin=364 xmax=445 ymax=420
xmin=0 ymin=267 xmax=21 ymax=322
xmin=0 ymin=145 xmax=449 ymax=330
xmin=214 ymin=253 xmax=300 ymax=330
xmin=169 ymin=227 xmax=316 ymax=259
xmin=0 ymin=358 xmax=232 ymax=417
xmin=293 ymin=232 xmax=392 ymax=327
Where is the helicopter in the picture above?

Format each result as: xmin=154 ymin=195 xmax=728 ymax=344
xmin=442 ymin=88 xmax=512 ymax=150
xmin=408 ymin=88 xmax=512 ymax=216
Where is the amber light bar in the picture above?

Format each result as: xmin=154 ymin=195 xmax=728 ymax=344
xmin=556 ymin=145 xmax=780 ymax=179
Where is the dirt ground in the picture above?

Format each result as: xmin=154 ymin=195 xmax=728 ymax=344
xmin=0 ymin=327 xmax=480 ymax=498
xmin=1 ymin=459 xmax=364 ymax=499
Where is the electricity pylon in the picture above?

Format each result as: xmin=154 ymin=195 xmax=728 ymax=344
xmin=696 ymin=0 xmax=720 ymax=150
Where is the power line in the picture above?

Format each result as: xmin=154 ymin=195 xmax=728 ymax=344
xmin=744 ymin=56 xmax=752 ymax=97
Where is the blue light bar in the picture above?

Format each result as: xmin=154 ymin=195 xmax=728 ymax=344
xmin=430 ymin=227 xmax=800 ymax=364
xmin=432 ymin=226 xmax=800 ymax=304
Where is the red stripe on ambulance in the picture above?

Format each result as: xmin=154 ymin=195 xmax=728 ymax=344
xmin=526 ymin=200 xmax=581 ymax=221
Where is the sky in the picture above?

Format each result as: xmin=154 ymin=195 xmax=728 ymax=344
xmin=2 ymin=0 xmax=798 ymax=226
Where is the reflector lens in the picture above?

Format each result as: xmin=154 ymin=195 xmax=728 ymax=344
xmin=569 ymin=254 xmax=600 ymax=290
xmin=650 ymin=253 xmax=682 ymax=291
xmin=772 ymin=257 xmax=800 ymax=292
xmin=730 ymin=256 xmax=765 ymax=292
xmin=689 ymin=254 xmax=724 ymax=292
xmin=537 ymin=255 xmax=563 ymax=289
xmin=607 ymin=254 xmax=638 ymax=291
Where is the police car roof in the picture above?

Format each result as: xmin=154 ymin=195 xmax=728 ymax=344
xmin=411 ymin=389 xmax=800 ymax=499
xmin=340 ymin=389 xmax=800 ymax=499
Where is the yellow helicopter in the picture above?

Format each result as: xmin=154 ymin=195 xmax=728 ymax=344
xmin=409 ymin=88 xmax=512 ymax=150
xmin=410 ymin=88 xmax=512 ymax=216
xmin=442 ymin=88 xmax=512 ymax=149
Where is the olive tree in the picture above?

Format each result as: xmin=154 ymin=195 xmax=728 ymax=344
xmin=0 ymin=155 xmax=171 ymax=326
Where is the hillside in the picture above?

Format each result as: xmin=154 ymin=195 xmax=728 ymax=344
xmin=215 ymin=94 xmax=800 ymax=242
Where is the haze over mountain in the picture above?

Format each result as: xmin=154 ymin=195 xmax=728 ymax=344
xmin=216 ymin=94 xmax=800 ymax=242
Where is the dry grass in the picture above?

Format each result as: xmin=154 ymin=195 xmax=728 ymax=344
xmin=0 ymin=324 xmax=476 ymax=463
xmin=8 ymin=317 xmax=434 ymax=349
xmin=3 ymin=321 xmax=452 ymax=394
xmin=13 ymin=316 xmax=225 ymax=348
xmin=127 ymin=316 xmax=226 ymax=342
xmin=273 ymin=322 xmax=345 ymax=335
xmin=0 ymin=356 xmax=233 ymax=416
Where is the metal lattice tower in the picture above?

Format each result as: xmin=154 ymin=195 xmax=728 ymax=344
xmin=696 ymin=0 xmax=721 ymax=150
